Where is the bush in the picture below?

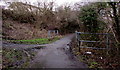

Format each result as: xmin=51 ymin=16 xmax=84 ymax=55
xmin=79 ymin=4 xmax=99 ymax=33
xmin=59 ymin=20 xmax=79 ymax=34
xmin=2 ymin=9 xmax=36 ymax=23
xmin=2 ymin=9 xmax=13 ymax=20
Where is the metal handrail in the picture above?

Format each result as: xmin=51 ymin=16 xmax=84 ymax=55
xmin=75 ymin=31 xmax=110 ymax=51
xmin=80 ymin=46 xmax=107 ymax=50
xmin=76 ymin=32 xmax=109 ymax=35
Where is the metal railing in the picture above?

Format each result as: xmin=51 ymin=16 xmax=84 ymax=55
xmin=75 ymin=31 xmax=110 ymax=52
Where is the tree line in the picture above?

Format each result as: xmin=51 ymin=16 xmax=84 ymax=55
xmin=2 ymin=1 xmax=120 ymax=43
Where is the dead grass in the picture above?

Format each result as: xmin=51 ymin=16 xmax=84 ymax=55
xmin=3 ymin=20 xmax=48 ymax=40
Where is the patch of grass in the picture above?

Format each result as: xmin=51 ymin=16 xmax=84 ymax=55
xmin=89 ymin=61 xmax=98 ymax=68
xmin=9 ymin=37 xmax=60 ymax=44
xmin=49 ymin=37 xmax=60 ymax=43
xmin=2 ymin=48 xmax=25 ymax=68
xmin=2 ymin=47 xmax=40 ymax=68
xmin=15 ymin=38 xmax=49 ymax=44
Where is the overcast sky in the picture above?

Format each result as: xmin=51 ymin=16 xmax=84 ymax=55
xmin=16 ymin=0 xmax=119 ymax=5
xmin=37 ymin=0 xmax=81 ymax=6
xmin=0 ymin=0 xmax=119 ymax=6
xmin=0 ymin=0 xmax=81 ymax=5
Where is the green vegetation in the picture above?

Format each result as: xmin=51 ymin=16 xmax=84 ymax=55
xmin=60 ymin=20 xmax=79 ymax=34
xmin=2 ymin=37 xmax=60 ymax=68
xmin=2 ymin=1 xmax=120 ymax=69
xmin=3 ymin=48 xmax=26 ymax=68
xmin=77 ymin=2 xmax=120 ymax=68
xmin=89 ymin=61 xmax=98 ymax=68
xmin=2 ymin=47 xmax=42 ymax=68
xmin=9 ymin=37 xmax=60 ymax=44
xmin=79 ymin=4 xmax=99 ymax=33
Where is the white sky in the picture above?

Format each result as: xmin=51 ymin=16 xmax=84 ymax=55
xmin=0 ymin=0 xmax=80 ymax=6
xmin=0 ymin=0 xmax=81 ymax=5
xmin=19 ymin=0 xmax=120 ymax=6
xmin=0 ymin=0 xmax=84 ymax=8
xmin=0 ymin=0 xmax=119 ymax=6
xmin=20 ymin=0 xmax=82 ymax=6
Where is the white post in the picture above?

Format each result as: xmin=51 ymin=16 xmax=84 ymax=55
xmin=75 ymin=31 xmax=78 ymax=39
xmin=57 ymin=30 xmax=59 ymax=35
xmin=48 ymin=30 xmax=51 ymax=38
xmin=54 ymin=30 xmax=55 ymax=36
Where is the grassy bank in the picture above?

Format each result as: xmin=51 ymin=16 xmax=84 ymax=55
xmin=7 ymin=37 xmax=61 ymax=44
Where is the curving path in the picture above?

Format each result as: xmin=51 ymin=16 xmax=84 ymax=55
xmin=29 ymin=34 xmax=88 ymax=68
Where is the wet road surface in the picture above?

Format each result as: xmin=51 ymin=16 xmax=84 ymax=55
xmin=29 ymin=34 xmax=88 ymax=68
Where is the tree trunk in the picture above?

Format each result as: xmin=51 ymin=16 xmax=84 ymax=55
xmin=110 ymin=2 xmax=120 ymax=43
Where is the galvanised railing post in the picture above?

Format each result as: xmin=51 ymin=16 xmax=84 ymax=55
xmin=75 ymin=31 xmax=79 ymax=49
xmin=75 ymin=31 xmax=78 ymax=40
xmin=75 ymin=32 xmax=110 ymax=50
xmin=106 ymin=33 xmax=109 ymax=54
xmin=78 ymin=32 xmax=81 ymax=52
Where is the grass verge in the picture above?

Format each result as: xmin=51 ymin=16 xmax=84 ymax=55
xmin=2 ymin=46 xmax=44 ymax=68
xmin=7 ymin=37 xmax=60 ymax=44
